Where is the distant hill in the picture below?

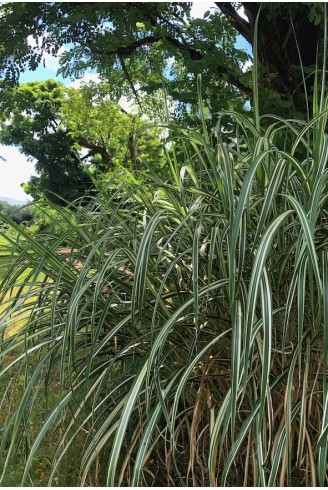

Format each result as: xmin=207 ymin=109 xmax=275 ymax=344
xmin=0 ymin=196 xmax=28 ymax=206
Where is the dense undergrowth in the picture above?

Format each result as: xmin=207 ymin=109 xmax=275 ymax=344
xmin=1 ymin=69 xmax=328 ymax=485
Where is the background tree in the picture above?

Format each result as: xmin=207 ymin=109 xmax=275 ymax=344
xmin=0 ymin=2 xmax=324 ymax=119
xmin=0 ymin=79 xmax=93 ymax=204
xmin=0 ymin=200 xmax=34 ymax=224
xmin=0 ymin=79 xmax=166 ymax=203
xmin=62 ymin=81 xmax=166 ymax=182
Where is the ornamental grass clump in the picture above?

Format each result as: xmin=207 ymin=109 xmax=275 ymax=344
xmin=1 ymin=68 xmax=328 ymax=486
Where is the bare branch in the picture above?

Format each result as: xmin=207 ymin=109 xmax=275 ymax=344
xmin=118 ymin=54 xmax=142 ymax=109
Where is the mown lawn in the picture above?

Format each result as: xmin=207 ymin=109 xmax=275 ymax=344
xmin=0 ymin=233 xmax=11 ymax=277
xmin=0 ymin=232 xmax=48 ymax=337
xmin=0 ymin=234 xmax=29 ymax=337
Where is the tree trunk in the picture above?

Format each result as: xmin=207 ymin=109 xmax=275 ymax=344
xmin=217 ymin=2 xmax=323 ymax=115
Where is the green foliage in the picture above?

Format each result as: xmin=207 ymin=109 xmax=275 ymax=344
xmin=0 ymin=79 xmax=93 ymax=204
xmin=0 ymin=3 xmax=325 ymax=119
xmin=0 ymin=201 xmax=34 ymax=225
xmin=0 ymin=75 xmax=328 ymax=485
xmin=62 ymin=82 xmax=167 ymax=184
xmin=0 ymin=79 xmax=166 ymax=202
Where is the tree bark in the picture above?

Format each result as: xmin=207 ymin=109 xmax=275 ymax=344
xmin=216 ymin=3 xmax=323 ymax=114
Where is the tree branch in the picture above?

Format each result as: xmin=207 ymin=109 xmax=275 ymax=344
xmin=94 ymin=32 xmax=251 ymax=96
xmin=215 ymin=2 xmax=253 ymax=45
xmin=118 ymin=54 xmax=142 ymax=109
xmin=77 ymin=137 xmax=112 ymax=167
xmin=115 ymin=36 xmax=158 ymax=56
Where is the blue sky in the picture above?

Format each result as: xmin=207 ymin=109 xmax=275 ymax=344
xmin=0 ymin=2 xmax=251 ymax=202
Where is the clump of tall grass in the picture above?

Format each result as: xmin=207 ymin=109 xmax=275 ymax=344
xmin=1 ymin=38 xmax=328 ymax=485
xmin=0 ymin=80 xmax=327 ymax=486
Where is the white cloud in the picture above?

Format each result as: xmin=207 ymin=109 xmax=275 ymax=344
xmin=236 ymin=5 xmax=248 ymax=22
xmin=0 ymin=146 xmax=36 ymax=201
xmin=27 ymin=35 xmax=68 ymax=73
xmin=243 ymin=58 xmax=253 ymax=72
xmin=42 ymin=48 xmax=66 ymax=72
xmin=190 ymin=2 xmax=215 ymax=19
xmin=119 ymin=96 xmax=134 ymax=113
xmin=68 ymin=73 xmax=101 ymax=89
xmin=118 ymin=83 xmax=141 ymax=113
xmin=27 ymin=35 xmax=41 ymax=49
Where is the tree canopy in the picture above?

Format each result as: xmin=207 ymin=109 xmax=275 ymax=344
xmin=0 ymin=79 xmax=93 ymax=203
xmin=0 ymin=200 xmax=34 ymax=224
xmin=0 ymin=2 xmax=325 ymax=201
xmin=0 ymin=2 xmax=324 ymax=119
xmin=0 ymin=79 xmax=166 ymax=203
